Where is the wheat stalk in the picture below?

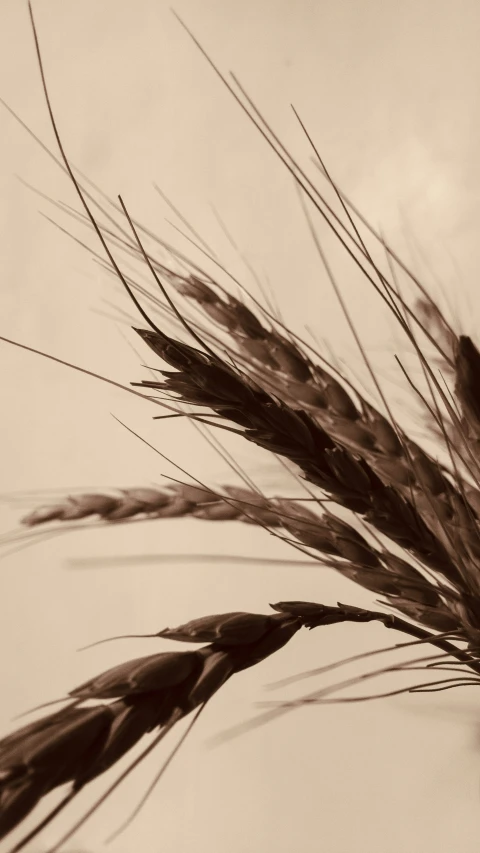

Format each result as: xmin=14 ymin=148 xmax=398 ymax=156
xmin=3 ymin=4 xmax=480 ymax=850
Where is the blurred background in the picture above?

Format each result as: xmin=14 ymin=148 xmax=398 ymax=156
xmin=1 ymin=1 xmax=480 ymax=851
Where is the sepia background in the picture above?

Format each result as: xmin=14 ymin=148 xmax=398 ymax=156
xmin=1 ymin=1 xmax=480 ymax=851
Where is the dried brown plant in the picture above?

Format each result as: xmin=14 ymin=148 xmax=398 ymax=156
xmin=2 ymin=4 xmax=480 ymax=852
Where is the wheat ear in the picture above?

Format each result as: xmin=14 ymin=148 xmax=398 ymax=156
xmin=0 ymin=600 xmax=475 ymax=849
xmin=135 ymin=329 xmax=460 ymax=576
xmin=172 ymin=276 xmax=480 ymax=572
xmin=19 ymin=483 xmax=461 ymax=636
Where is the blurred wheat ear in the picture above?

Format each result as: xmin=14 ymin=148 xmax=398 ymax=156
xmin=2 ymin=2 xmax=480 ymax=851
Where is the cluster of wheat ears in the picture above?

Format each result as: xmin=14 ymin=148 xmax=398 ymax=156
xmin=2 ymin=4 xmax=480 ymax=852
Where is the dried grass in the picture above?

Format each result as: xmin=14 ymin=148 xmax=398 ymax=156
xmin=2 ymin=4 xmax=480 ymax=850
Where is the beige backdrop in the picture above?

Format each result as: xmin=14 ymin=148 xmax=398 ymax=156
xmin=1 ymin=1 xmax=480 ymax=851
